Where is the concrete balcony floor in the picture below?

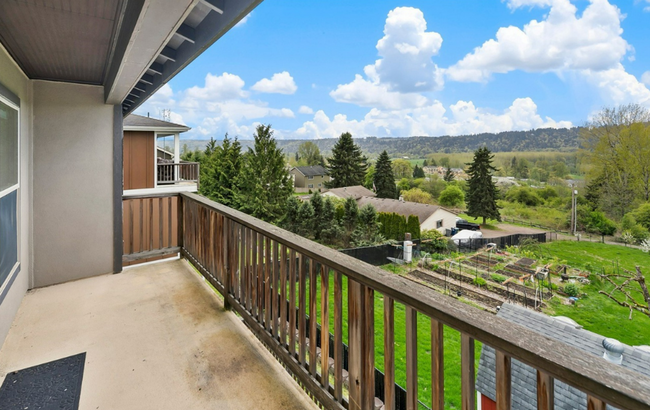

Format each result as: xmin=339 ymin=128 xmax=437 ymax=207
xmin=0 ymin=259 xmax=318 ymax=410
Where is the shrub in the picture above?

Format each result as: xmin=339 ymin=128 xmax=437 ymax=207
xmin=505 ymin=186 xmax=543 ymax=206
xmin=421 ymin=229 xmax=448 ymax=253
xmin=438 ymin=185 xmax=465 ymax=207
xmin=473 ymin=277 xmax=487 ymax=287
xmin=563 ymin=283 xmax=579 ymax=297
xmin=491 ymin=274 xmax=507 ymax=283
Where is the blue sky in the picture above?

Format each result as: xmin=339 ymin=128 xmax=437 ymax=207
xmin=136 ymin=0 xmax=650 ymax=140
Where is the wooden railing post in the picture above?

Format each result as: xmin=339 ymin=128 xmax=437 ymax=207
xmin=496 ymin=350 xmax=512 ymax=410
xmin=461 ymin=334 xmax=475 ymax=410
xmin=537 ymin=370 xmax=554 ymax=410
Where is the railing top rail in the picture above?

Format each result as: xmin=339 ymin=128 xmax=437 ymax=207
xmin=157 ymin=162 xmax=200 ymax=166
xmin=123 ymin=192 xmax=182 ymax=200
xmin=180 ymin=192 xmax=650 ymax=410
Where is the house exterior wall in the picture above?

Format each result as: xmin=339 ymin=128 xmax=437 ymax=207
xmin=291 ymin=171 xmax=329 ymax=189
xmin=421 ymin=209 xmax=457 ymax=233
xmin=0 ymin=44 xmax=33 ymax=347
xmin=124 ymin=130 xmax=155 ymax=190
xmin=33 ymin=80 xmax=115 ymax=287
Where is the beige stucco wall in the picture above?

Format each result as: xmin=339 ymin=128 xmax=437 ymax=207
xmin=0 ymin=44 xmax=33 ymax=347
xmin=32 ymin=81 xmax=114 ymax=287
xmin=421 ymin=209 xmax=458 ymax=233
xmin=291 ymin=170 xmax=330 ymax=189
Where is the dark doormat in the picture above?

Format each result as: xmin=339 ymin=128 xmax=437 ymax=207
xmin=0 ymin=352 xmax=86 ymax=410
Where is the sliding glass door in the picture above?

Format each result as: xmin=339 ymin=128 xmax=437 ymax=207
xmin=0 ymin=93 xmax=19 ymax=289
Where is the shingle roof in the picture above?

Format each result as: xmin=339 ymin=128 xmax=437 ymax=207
xmin=123 ymin=114 xmax=190 ymax=131
xmin=293 ymin=165 xmax=328 ymax=177
xmin=356 ymin=197 xmax=447 ymax=223
xmin=325 ymin=185 xmax=376 ymax=200
xmin=475 ymin=303 xmax=650 ymax=410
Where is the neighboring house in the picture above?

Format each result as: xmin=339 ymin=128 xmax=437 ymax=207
xmin=476 ymin=303 xmax=650 ymax=410
xmin=290 ymin=165 xmax=330 ymax=190
xmin=423 ymin=165 xmax=468 ymax=179
xmin=123 ymin=114 xmax=198 ymax=195
xmin=323 ymin=185 xmax=376 ymax=201
xmin=355 ymin=197 xmax=457 ymax=233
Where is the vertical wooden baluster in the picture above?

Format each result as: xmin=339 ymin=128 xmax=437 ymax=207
xmin=167 ymin=197 xmax=172 ymax=248
xmin=280 ymin=244 xmax=288 ymax=346
xmin=362 ymin=285 xmax=375 ymax=410
xmin=461 ymin=334 xmax=476 ymax=410
xmin=320 ymin=265 xmax=330 ymax=390
xmin=158 ymin=198 xmax=163 ymax=251
xmin=384 ymin=296 xmax=395 ymax=410
xmin=256 ymin=235 xmax=263 ymax=319
xmin=496 ymin=350 xmax=512 ymax=410
xmin=587 ymin=396 xmax=606 ymax=410
xmin=288 ymin=249 xmax=297 ymax=356
xmin=431 ymin=319 xmax=444 ymax=410
xmin=149 ymin=198 xmax=153 ymax=251
xmin=334 ymin=271 xmax=343 ymax=402
xmin=299 ymin=255 xmax=307 ymax=366
xmin=265 ymin=236 xmax=271 ymax=331
xmin=129 ymin=200 xmax=134 ymax=255
xmin=223 ymin=217 xmax=231 ymax=310
xmin=406 ymin=306 xmax=418 ymax=410
xmin=239 ymin=224 xmax=246 ymax=304
xmin=536 ymin=370 xmax=554 ymax=410
xmin=139 ymin=199 xmax=144 ymax=253
xmin=309 ymin=260 xmax=318 ymax=376
xmin=251 ymin=230 xmax=258 ymax=317
xmin=348 ymin=279 xmax=362 ymax=410
xmin=177 ymin=196 xmax=183 ymax=250
xmin=272 ymin=241 xmax=279 ymax=339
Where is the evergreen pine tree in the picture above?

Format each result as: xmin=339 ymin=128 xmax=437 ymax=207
xmin=236 ymin=124 xmax=293 ymax=222
xmin=280 ymin=196 xmax=301 ymax=234
xmin=413 ymin=164 xmax=425 ymax=178
xmin=443 ymin=166 xmax=455 ymax=182
xmin=373 ymin=150 xmax=397 ymax=198
xmin=352 ymin=205 xmax=383 ymax=246
xmin=406 ymin=215 xmax=420 ymax=240
xmin=325 ymin=132 xmax=368 ymax=188
xmin=320 ymin=197 xmax=342 ymax=245
xmin=310 ymin=192 xmax=325 ymax=240
xmin=466 ymin=147 xmax=501 ymax=224
xmin=423 ymin=159 xmax=429 ymax=167
xmin=297 ymin=201 xmax=315 ymax=238
xmin=199 ymin=135 xmax=242 ymax=208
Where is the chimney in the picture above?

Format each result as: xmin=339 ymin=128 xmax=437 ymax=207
xmin=602 ymin=338 xmax=624 ymax=364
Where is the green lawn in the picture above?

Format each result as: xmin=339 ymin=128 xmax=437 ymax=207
xmin=539 ymin=241 xmax=650 ymax=346
xmin=302 ymin=266 xmax=481 ymax=410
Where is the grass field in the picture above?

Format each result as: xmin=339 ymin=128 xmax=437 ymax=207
xmin=538 ymin=241 xmax=650 ymax=346
xmin=304 ymin=268 xmax=481 ymax=410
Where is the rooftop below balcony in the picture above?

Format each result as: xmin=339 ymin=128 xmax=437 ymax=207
xmin=0 ymin=259 xmax=318 ymax=410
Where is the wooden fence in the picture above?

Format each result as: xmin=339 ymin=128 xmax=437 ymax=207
xmin=123 ymin=192 xmax=650 ymax=410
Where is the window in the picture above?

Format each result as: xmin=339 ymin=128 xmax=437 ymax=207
xmin=308 ymin=176 xmax=314 ymax=180
xmin=308 ymin=184 xmax=314 ymax=189
xmin=0 ymin=90 xmax=19 ymax=290
xmin=318 ymin=183 xmax=321 ymax=187
xmin=436 ymin=219 xmax=443 ymax=229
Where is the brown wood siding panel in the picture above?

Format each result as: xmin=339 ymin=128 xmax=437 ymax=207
xmin=123 ymin=131 xmax=154 ymax=190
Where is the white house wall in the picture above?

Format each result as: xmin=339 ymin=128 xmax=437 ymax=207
xmin=421 ymin=209 xmax=457 ymax=233
xmin=0 ymin=44 xmax=33 ymax=347
xmin=33 ymin=81 xmax=114 ymax=287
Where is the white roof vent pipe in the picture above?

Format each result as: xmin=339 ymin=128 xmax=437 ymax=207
xmin=602 ymin=338 xmax=625 ymax=364
xmin=399 ymin=196 xmax=404 ymax=202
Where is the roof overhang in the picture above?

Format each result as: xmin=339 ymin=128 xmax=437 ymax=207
xmin=0 ymin=0 xmax=263 ymax=115
xmin=124 ymin=126 xmax=191 ymax=133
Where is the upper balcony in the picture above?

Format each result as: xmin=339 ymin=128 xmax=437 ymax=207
xmin=119 ymin=192 xmax=650 ymax=410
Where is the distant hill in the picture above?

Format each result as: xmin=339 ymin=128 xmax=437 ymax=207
xmin=180 ymin=127 xmax=580 ymax=158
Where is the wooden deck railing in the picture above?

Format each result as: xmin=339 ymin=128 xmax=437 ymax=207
xmin=157 ymin=161 xmax=200 ymax=185
xmin=125 ymin=192 xmax=650 ymax=410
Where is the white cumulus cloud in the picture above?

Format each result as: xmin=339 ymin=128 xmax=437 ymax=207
xmin=251 ymin=71 xmax=298 ymax=94
xmin=292 ymin=97 xmax=571 ymax=140
xmin=448 ymin=0 xmax=630 ymax=82
xmin=135 ymin=72 xmax=295 ymax=139
xmin=298 ymin=105 xmax=314 ymax=114
xmin=330 ymin=7 xmax=444 ymax=110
